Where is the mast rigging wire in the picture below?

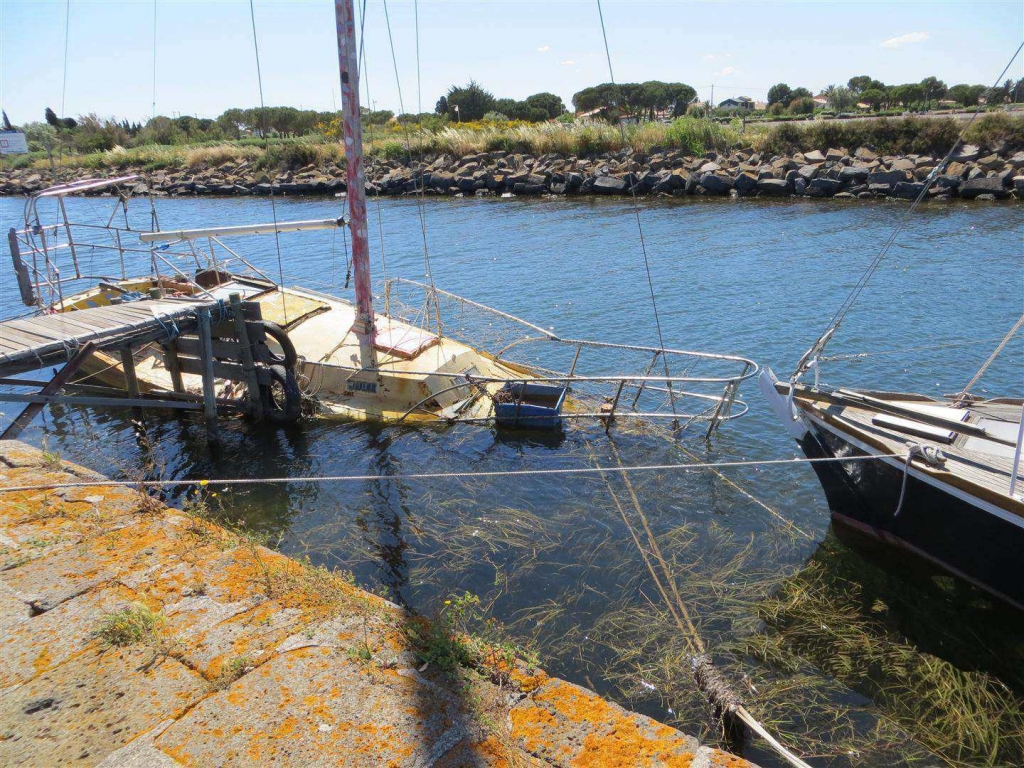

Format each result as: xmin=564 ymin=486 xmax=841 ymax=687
xmin=248 ymin=0 xmax=289 ymax=323
xmin=595 ymin=0 xmax=678 ymax=424
xmin=955 ymin=313 xmax=1024 ymax=404
xmin=794 ymin=39 xmax=1024 ymax=379
xmin=380 ymin=0 xmax=441 ymax=334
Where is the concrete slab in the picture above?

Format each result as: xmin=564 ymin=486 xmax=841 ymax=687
xmin=1 ymin=582 xmax=139 ymax=689
xmin=155 ymin=646 xmax=458 ymax=766
xmin=0 ymin=645 xmax=207 ymax=766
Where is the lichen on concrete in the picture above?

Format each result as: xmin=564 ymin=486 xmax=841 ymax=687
xmin=0 ymin=441 xmax=754 ymax=766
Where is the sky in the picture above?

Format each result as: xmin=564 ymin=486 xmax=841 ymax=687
xmin=1 ymin=0 xmax=1022 ymax=125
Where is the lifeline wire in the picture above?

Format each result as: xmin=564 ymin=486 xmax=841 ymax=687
xmin=797 ymin=39 xmax=1024 ymax=375
xmin=595 ymin=0 xmax=678 ymax=422
xmin=248 ymin=0 xmax=289 ymax=324
xmin=0 ymin=452 xmax=908 ymax=494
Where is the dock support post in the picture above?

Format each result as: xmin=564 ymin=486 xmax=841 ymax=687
xmin=162 ymin=341 xmax=185 ymax=393
xmin=229 ymin=293 xmax=264 ymax=422
xmin=197 ymin=308 xmax=219 ymax=443
xmin=120 ymin=347 xmax=143 ymax=419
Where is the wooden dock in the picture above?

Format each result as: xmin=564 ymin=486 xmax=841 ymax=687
xmin=0 ymin=299 xmax=208 ymax=377
xmin=0 ymin=296 xmax=300 ymax=441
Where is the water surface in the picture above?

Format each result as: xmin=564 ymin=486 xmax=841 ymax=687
xmin=2 ymin=192 xmax=1022 ymax=765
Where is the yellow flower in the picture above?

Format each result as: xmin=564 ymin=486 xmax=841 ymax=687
xmin=444 ymin=600 xmax=451 ymax=605
xmin=199 ymin=480 xmax=209 ymax=487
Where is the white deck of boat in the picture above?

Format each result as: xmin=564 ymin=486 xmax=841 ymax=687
xmin=804 ymin=395 xmax=1023 ymax=504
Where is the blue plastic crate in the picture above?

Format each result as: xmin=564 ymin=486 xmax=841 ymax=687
xmin=494 ymin=382 xmax=567 ymax=429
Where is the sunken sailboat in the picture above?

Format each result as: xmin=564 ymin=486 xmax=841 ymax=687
xmin=6 ymin=0 xmax=757 ymax=434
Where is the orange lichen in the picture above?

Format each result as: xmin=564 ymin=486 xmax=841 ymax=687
xmin=510 ymin=667 xmax=549 ymax=694
xmin=32 ymin=647 xmax=52 ymax=674
xmin=534 ymin=680 xmax=616 ymax=727
xmin=574 ymin=725 xmax=694 ymax=767
xmin=269 ymin=715 xmax=298 ymax=739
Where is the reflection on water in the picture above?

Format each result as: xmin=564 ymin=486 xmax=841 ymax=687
xmin=2 ymin=194 xmax=1022 ymax=766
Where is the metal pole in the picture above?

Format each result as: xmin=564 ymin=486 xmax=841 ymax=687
xmin=1009 ymin=407 xmax=1024 ymax=498
xmin=197 ymin=308 xmax=219 ymax=442
xmin=334 ymin=0 xmax=374 ymax=341
xmin=9 ymin=228 xmax=36 ymax=306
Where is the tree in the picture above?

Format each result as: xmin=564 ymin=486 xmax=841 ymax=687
xmin=443 ymin=80 xmax=495 ymax=121
xmin=44 ymin=107 xmax=60 ymax=128
xmin=789 ymin=97 xmax=815 ymax=115
xmin=435 ymin=95 xmax=449 ymax=115
xmin=823 ymin=85 xmax=856 ymax=112
xmin=1 ymin=110 xmax=12 ymax=131
xmin=919 ymin=76 xmax=946 ymax=110
xmin=860 ymin=88 xmax=886 ymax=110
xmin=1012 ymin=78 xmax=1024 ymax=104
xmin=791 ymin=87 xmax=812 ymax=100
xmin=848 ymin=75 xmax=872 ymax=94
xmin=948 ymin=83 xmax=986 ymax=107
xmin=524 ymin=92 xmax=566 ymax=120
xmin=767 ymin=102 xmax=786 ymax=116
xmin=767 ymin=83 xmax=793 ymax=106
xmin=891 ymin=83 xmax=924 ymax=108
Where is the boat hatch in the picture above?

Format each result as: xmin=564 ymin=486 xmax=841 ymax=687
xmin=871 ymin=413 xmax=959 ymax=443
xmin=374 ymin=324 xmax=440 ymax=360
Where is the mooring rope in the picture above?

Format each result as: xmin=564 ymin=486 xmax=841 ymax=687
xmin=583 ymin=436 xmax=812 ymax=767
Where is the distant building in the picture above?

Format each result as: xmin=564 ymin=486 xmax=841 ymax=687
xmin=718 ymin=96 xmax=755 ymax=110
xmin=812 ymin=95 xmax=829 ymax=107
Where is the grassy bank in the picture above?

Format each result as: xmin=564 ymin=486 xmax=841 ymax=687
xmin=4 ymin=114 xmax=1022 ymax=174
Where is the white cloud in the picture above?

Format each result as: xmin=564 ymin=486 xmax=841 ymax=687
xmin=537 ymin=45 xmax=550 ymax=52
xmin=703 ymin=52 xmax=733 ymax=61
xmin=713 ymin=66 xmax=738 ymax=77
xmin=881 ymin=31 xmax=928 ymax=48
xmin=560 ymin=59 xmax=575 ymax=66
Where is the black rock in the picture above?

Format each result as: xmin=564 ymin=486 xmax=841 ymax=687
xmin=891 ymin=181 xmax=926 ymax=200
xmin=808 ymin=177 xmax=841 ymax=196
xmin=592 ymin=176 xmax=629 ymax=194
xmin=699 ymin=173 xmax=732 ymax=194
xmin=960 ymin=176 xmax=1008 ymax=199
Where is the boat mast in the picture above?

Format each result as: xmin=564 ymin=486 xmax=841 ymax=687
xmin=334 ymin=0 xmax=374 ymax=338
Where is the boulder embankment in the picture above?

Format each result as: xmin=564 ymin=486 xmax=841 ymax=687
xmin=3 ymin=142 xmax=1023 ymax=202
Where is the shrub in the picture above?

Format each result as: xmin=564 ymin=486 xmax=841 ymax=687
xmin=767 ymin=103 xmax=786 ymax=117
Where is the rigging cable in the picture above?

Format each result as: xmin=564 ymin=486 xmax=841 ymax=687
xmin=954 ymin=312 xmax=1024 ymax=404
xmin=794 ymin=39 xmax=1024 ymax=379
xmin=381 ymin=0 xmax=442 ymax=335
xmin=595 ymin=0 xmax=678 ymax=424
xmin=355 ymin=0 xmax=389 ymax=291
xmin=248 ymin=0 xmax=289 ymax=324
xmin=56 ymin=0 xmax=72 ymax=180
xmin=0 ymin=451 xmax=911 ymax=494
xmin=151 ymin=0 xmax=158 ymax=120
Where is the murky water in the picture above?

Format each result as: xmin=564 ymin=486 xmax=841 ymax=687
xmin=2 ymin=192 xmax=1022 ymax=765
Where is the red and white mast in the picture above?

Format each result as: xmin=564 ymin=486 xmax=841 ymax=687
xmin=334 ymin=0 xmax=374 ymax=340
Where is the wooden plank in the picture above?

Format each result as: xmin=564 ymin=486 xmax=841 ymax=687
xmin=175 ymin=354 xmax=270 ymax=385
xmin=163 ymin=341 xmax=185 ymax=393
xmin=231 ymin=293 xmax=263 ymax=421
xmin=0 ymin=342 xmax=97 ymax=440
xmin=197 ymin=308 xmax=219 ymax=441
xmin=0 ymin=392 xmax=204 ymax=411
xmin=174 ymin=337 xmax=243 ymax=363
